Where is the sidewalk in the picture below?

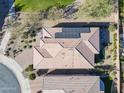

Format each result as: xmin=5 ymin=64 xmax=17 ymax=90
xmin=0 ymin=31 xmax=11 ymax=53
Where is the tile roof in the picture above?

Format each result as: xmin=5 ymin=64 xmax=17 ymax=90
xmin=76 ymin=41 xmax=94 ymax=66
xmin=41 ymin=75 xmax=104 ymax=93
xmin=33 ymin=27 xmax=100 ymax=69
xmin=89 ymin=28 xmax=100 ymax=52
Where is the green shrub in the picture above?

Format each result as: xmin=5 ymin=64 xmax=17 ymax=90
xmin=108 ymin=24 xmax=117 ymax=32
xmin=13 ymin=50 xmax=17 ymax=53
xmin=112 ymin=33 xmax=117 ymax=61
xmin=21 ymin=40 xmax=24 ymax=42
xmin=29 ymin=40 xmax=32 ymax=43
xmin=8 ymin=48 xmax=11 ymax=51
xmin=23 ymin=45 xmax=27 ymax=49
xmin=29 ymin=73 xmax=36 ymax=80
xmin=20 ymin=49 xmax=23 ymax=52
xmin=28 ymin=45 xmax=32 ymax=48
xmin=10 ymin=41 xmax=14 ymax=44
xmin=83 ymin=0 xmax=113 ymax=17
xmin=33 ymin=39 xmax=36 ymax=42
xmin=25 ymin=64 xmax=34 ymax=71
xmin=22 ymin=32 xmax=28 ymax=39
xmin=120 ymin=56 xmax=124 ymax=61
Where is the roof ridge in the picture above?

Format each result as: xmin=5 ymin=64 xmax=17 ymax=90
xmin=87 ymin=77 xmax=100 ymax=93
xmin=42 ymin=27 xmax=53 ymax=38
xmin=88 ymin=29 xmax=99 ymax=52
xmin=75 ymin=42 xmax=94 ymax=68
xmin=84 ymin=40 xmax=98 ymax=53
xmin=33 ymin=47 xmax=44 ymax=68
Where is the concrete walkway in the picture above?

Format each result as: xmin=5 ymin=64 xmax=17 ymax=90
xmin=0 ymin=55 xmax=31 ymax=93
xmin=0 ymin=31 xmax=11 ymax=53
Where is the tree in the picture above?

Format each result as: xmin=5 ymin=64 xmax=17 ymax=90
xmin=83 ymin=0 xmax=113 ymax=17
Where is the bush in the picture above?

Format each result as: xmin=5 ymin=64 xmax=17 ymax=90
xmin=83 ymin=0 xmax=113 ymax=17
xmin=21 ymin=40 xmax=24 ymax=42
xmin=13 ymin=50 xmax=17 ymax=53
xmin=10 ymin=41 xmax=14 ymax=44
xmin=28 ymin=45 xmax=32 ymax=48
xmin=19 ymin=49 xmax=23 ymax=52
xmin=29 ymin=40 xmax=32 ymax=43
xmin=47 ymin=7 xmax=64 ymax=20
xmin=108 ymin=24 xmax=117 ymax=32
xmin=7 ymin=48 xmax=11 ymax=51
xmin=33 ymin=39 xmax=36 ymax=42
xmin=23 ymin=45 xmax=27 ymax=49
xmin=120 ymin=56 xmax=124 ymax=61
xmin=22 ymin=32 xmax=28 ymax=39
xmin=25 ymin=64 xmax=34 ymax=71
xmin=29 ymin=73 xmax=36 ymax=80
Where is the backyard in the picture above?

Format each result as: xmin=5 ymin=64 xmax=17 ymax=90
xmin=14 ymin=0 xmax=74 ymax=11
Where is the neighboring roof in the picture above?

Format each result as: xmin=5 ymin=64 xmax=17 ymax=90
xmin=33 ymin=27 xmax=100 ymax=69
xmin=41 ymin=75 xmax=104 ymax=93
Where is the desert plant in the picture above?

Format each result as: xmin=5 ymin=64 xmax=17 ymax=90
xmin=29 ymin=73 xmax=36 ymax=80
xmin=25 ymin=64 xmax=34 ymax=71
xmin=83 ymin=0 xmax=113 ymax=17
xmin=108 ymin=24 xmax=117 ymax=32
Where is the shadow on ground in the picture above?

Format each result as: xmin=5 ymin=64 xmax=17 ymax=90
xmin=53 ymin=22 xmax=110 ymax=28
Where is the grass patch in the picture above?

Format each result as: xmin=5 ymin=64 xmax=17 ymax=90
xmin=101 ymin=77 xmax=112 ymax=93
xmin=15 ymin=0 xmax=74 ymax=11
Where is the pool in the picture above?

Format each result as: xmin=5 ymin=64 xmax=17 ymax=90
xmin=0 ymin=64 xmax=21 ymax=93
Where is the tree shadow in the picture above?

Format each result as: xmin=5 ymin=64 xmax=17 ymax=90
xmin=95 ymin=65 xmax=115 ymax=71
xmin=53 ymin=22 xmax=110 ymax=28
xmin=14 ymin=3 xmax=25 ymax=12
xmin=37 ymin=69 xmax=48 ymax=76
xmin=47 ymin=69 xmax=95 ymax=75
xmin=95 ymin=26 xmax=110 ymax=63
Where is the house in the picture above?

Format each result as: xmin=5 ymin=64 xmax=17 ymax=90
xmin=33 ymin=27 xmax=100 ymax=69
xmin=41 ymin=75 xmax=104 ymax=93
